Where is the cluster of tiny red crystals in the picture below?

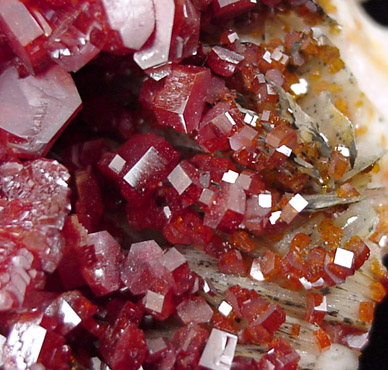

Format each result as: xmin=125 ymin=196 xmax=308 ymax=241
xmin=0 ymin=0 xmax=384 ymax=369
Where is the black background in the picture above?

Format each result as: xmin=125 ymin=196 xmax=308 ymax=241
xmin=358 ymin=1 xmax=388 ymax=369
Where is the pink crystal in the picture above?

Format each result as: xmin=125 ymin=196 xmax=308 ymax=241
xmin=167 ymin=160 xmax=204 ymax=205
xmin=74 ymin=168 xmax=103 ymax=232
xmin=258 ymin=338 xmax=300 ymax=369
xmin=163 ymin=208 xmax=213 ymax=245
xmin=235 ymin=171 xmax=265 ymax=194
xmin=168 ymin=161 xmax=200 ymax=196
xmin=204 ymin=183 xmax=246 ymax=233
xmin=0 ymin=64 xmax=81 ymax=157
xmin=176 ymin=296 xmax=213 ymax=324
xmin=265 ymin=124 xmax=298 ymax=151
xmin=146 ymin=337 xmax=171 ymax=365
xmin=152 ymin=65 xmax=211 ymax=133
xmin=199 ymin=328 xmax=238 ymax=370
xmin=133 ymin=0 xmax=175 ymax=69
xmin=229 ymin=125 xmax=258 ymax=151
xmin=3 ymin=322 xmax=47 ymax=368
xmin=205 ymin=75 xmax=230 ymax=104
xmin=265 ymin=68 xmax=284 ymax=86
xmin=144 ymin=290 xmax=166 ymax=314
xmin=0 ymin=0 xmax=47 ymax=73
xmin=100 ymin=0 xmax=155 ymax=51
xmin=161 ymin=247 xmax=187 ymax=272
xmin=46 ymin=1 xmax=102 ymax=72
xmin=0 ymin=160 xmax=71 ymax=273
xmin=121 ymin=240 xmax=164 ymax=295
xmin=77 ymin=231 xmax=123 ymax=296
xmin=244 ymin=194 xmax=273 ymax=234
xmin=2 ymin=316 xmax=70 ymax=370
xmin=57 ymin=215 xmax=88 ymax=290
xmin=142 ymin=283 xmax=175 ymax=321
xmin=280 ymin=193 xmax=308 ymax=224
xmin=218 ymin=249 xmax=248 ymax=276
xmin=0 ymin=239 xmax=40 ymax=311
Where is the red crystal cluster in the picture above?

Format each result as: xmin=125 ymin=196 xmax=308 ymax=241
xmin=0 ymin=0 xmax=383 ymax=369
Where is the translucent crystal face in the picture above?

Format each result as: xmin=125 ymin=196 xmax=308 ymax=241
xmin=101 ymin=0 xmax=155 ymax=51
xmin=133 ymin=0 xmax=175 ymax=69
xmin=0 ymin=65 xmax=81 ymax=156
xmin=199 ymin=328 xmax=238 ymax=370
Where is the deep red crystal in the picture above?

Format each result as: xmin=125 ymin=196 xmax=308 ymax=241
xmin=153 ymin=65 xmax=211 ymax=133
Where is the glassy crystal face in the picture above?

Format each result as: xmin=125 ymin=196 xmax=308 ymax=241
xmin=0 ymin=65 xmax=81 ymax=157
xmin=0 ymin=159 xmax=70 ymax=273
xmin=100 ymin=0 xmax=155 ymax=51
xmin=133 ymin=0 xmax=175 ymax=69
xmin=76 ymin=231 xmax=123 ymax=296
xmin=199 ymin=328 xmax=238 ymax=370
xmin=153 ymin=65 xmax=211 ymax=133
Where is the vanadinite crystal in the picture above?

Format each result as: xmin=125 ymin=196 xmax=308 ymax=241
xmin=0 ymin=0 xmax=385 ymax=369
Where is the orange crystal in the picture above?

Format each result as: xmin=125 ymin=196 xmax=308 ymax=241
xmin=359 ymin=301 xmax=375 ymax=324
xmin=313 ymin=328 xmax=331 ymax=351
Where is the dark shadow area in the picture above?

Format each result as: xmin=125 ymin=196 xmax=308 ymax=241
xmin=359 ymin=254 xmax=388 ymax=369
xmin=361 ymin=0 xmax=388 ymax=26
xmin=359 ymin=294 xmax=388 ymax=369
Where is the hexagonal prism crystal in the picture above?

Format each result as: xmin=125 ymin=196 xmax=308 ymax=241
xmin=100 ymin=0 xmax=155 ymax=50
xmin=152 ymin=65 xmax=211 ymax=133
xmin=133 ymin=0 xmax=175 ymax=69
xmin=0 ymin=64 xmax=81 ymax=157
xmin=77 ymin=231 xmax=123 ymax=296
xmin=204 ymin=183 xmax=246 ymax=233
